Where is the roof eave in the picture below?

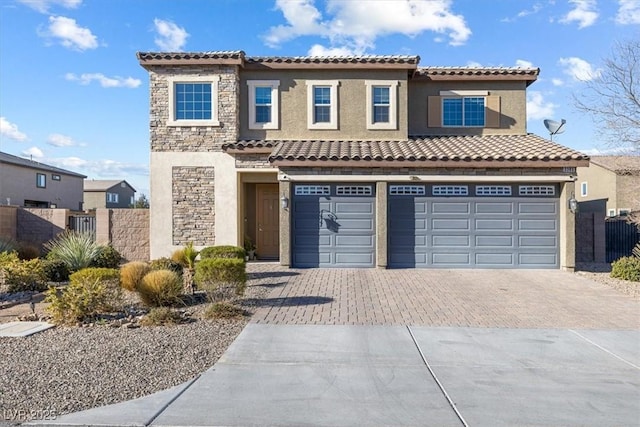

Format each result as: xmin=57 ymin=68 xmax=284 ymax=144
xmin=270 ymin=159 xmax=589 ymax=168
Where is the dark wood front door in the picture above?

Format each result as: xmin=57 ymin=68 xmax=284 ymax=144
xmin=256 ymin=184 xmax=279 ymax=259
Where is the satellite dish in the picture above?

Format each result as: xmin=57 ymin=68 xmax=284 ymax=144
xmin=543 ymin=119 xmax=566 ymax=141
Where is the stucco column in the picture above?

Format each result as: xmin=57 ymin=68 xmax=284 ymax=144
xmin=560 ymin=181 xmax=576 ymax=271
xmin=279 ymin=181 xmax=291 ymax=267
xmin=95 ymin=208 xmax=111 ymax=245
xmin=52 ymin=209 xmax=70 ymax=232
xmin=376 ymin=181 xmax=387 ymax=269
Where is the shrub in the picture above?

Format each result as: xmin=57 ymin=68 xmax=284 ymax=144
xmin=633 ymin=242 xmax=640 ymax=259
xmin=46 ymin=279 xmax=112 ymax=325
xmin=16 ymin=242 xmax=41 ymax=260
xmin=0 ymin=253 xmax=47 ymax=292
xmin=199 ymin=245 xmax=246 ymax=260
xmin=140 ymin=307 xmax=184 ymax=326
xmin=45 ymin=231 xmax=101 ymax=272
xmin=70 ymin=268 xmax=121 ymax=309
xmin=611 ymin=256 xmax=640 ymax=282
xmin=149 ymin=257 xmax=183 ymax=278
xmin=91 ymin=245 xmax=122 ymax=268
xmin=136 ymin=270 xmax=182 ymax=307
xmin=203 ymin=301 xmax=247 ymax=319
xmin=120 ymin=261 xmax=150 ymax=292
xmin=194 ymin=258 xmax=247 ymax=301
xmin=171 ymin=242 xmax=199 ymax=269
xmin=42 ymin=259 xmax=70 ymax=282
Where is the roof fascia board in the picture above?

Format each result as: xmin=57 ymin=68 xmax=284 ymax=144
xmin=243 ymin=62 xmax=417 ymax=70
xmin=271 ymin=159 xmax=589 ymax=168
xmin=279 ymin=174 xmax=577 ymax=182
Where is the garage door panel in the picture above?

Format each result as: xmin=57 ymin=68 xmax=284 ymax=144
xmin=476 ymin=235 xmax=514 ymax=247
xmin=432 ymin=218 xmax=469 ymax=230
xmin=294 ymin=218 xmax=321 ymax=229
xmin=476 ymin=253 xmax=514 ymax=265
xmin=519 ymin=202 xmax=557 ymax=214
xmin=335 ymin=235 xmax=374 ymax=248
xmin=432 ymin=252 xmax=470 ymax=265
xmin=293 ymin=234 xmax=331 ymax=247
xmin=519 ymin=253 xmax=557 ymax=266
xmin=335 ymin=202 xmax=373 ymax=214
xmin=518 ymin=219 xmax=556 ymax=231
xmin=432 ymin=202 xmax=470 ymax=214
xmin=335 ymin=218 xmax=374 ymax=230
xmin=475 ymin=219 xmax=513 ymax=230
xmin=476 ymin=202 xmax=513 ymax=214
xmin=335 ymin=252 xmax=375 ymax=265
xmin=293 ymin=252 xmax=331 ymax=266
xmin=519 ymin=235 xmax=557 ymax=248
xmin=432 ymin=235 xmax=470 ymax=247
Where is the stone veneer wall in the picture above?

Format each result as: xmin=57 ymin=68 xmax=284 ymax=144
xmin=108 ymin=209 xmax=150 ymax=262
xmin=172 ymin=167 xmax=215 ymax=246
xmin=235 ymin=154 xmax=271 ymax=169
xmin=148 ymin=65 xmax=239 ymax=152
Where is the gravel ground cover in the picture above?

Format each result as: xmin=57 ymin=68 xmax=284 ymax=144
xmin=0 ymin=263 xmax=285 ymax=424
xmin=575 ymin=262 xmax=640 ymax=300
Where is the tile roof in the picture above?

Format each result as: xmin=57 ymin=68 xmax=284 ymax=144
xmin=0 ymin=151 xmax=86 ymax=177
xmin=589 ymin=155 xmax=640 ymax=173
xmin=246 ymin=55 xmax=420 ymax=65
xmin=268 ymin=134 xmax=588 ymax=166
xmin=416 ymin=66 xmax=539 ymax=77
xmin=222 ymin=140 xmax=279 ymax=151
xmin=136 ymin=51 xmax=245 ymax=61
xmin=84 ymin=179 xmax=136 ymax=192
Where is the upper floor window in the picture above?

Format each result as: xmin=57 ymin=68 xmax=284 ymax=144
xmin=580 ymin=182 xmax=588 ymax=197
xmin=428 ymin=90 xmax=500 ymax=128
xmin=36 ymin=173 xmax=46 ymax=188
xmin=52 ymin=174 xmax=61 ymax=181
xmin=107 ymin=192 xmax=119 ymax=203
xmin=247 ymin=80 xmax=280 ymax=130
xmin=365 ymin=80 xmax=398 ymax=130
xmin=306 ymin=80 xmax=339 ymax=129
xmin=167 ymin=75 xmax=220 ymax=127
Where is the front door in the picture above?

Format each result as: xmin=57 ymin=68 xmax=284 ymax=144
xmin=256 ymin=184 xmax=279 ymax=259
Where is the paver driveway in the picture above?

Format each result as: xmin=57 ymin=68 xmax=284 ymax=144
xmin=249 ymin=265 xmax=639 ymax=329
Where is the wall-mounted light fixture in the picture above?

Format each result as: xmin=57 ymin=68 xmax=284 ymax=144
xmin=280 ymin=195 xmax=289 ymax=210
xmin=568 ymin=192 xmax=578 ymax=214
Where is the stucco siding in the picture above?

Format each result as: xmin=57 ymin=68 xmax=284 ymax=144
xmin=576 ymin=164 xmax=617 ymax=212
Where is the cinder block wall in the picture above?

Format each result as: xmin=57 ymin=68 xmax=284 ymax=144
xmin=0 ymin=206 xmax=17 ymax=240
xmin=17 ymin=208 xmax=69 ymax=248
xmin=106 ymin=209 xmax=150 ymax=262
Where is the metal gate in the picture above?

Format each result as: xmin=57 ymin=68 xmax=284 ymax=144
xmin=69 ymin=215 xmax=96 ymax=239
xmin=606 ymin=218 xmax=640 ymax=262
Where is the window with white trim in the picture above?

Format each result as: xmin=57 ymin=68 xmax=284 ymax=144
xmin=52 ymin=174 xmax=61 ymax=181
xmin=519 ymin=185 xmax=555 ymax=196
xmin=36 ymin=173 xmax=46 ymax=188
xmin=432 ymin=185 xmax=468 ymax=196
xmin=247 ymin=80 xmax=279 ymax=130
xmin=442 ymin=97 xmax=485 ymax=127
xmin=389 ymin=185 xmax=426 ymax=195
xmin=167 ymin=75 xmax=220 ymax=127
xmin=365 ymin=80 xmax=398 ymax=130
xmin=336 ymin=186 xmax=372 ymax=196
xmin=107 ymin=192 xmax=119 ymax=203
xmin=295 ymin=185 xmax=330 ymax=195
xmin=580 ymin=182 xmax=588 ymax=197
xmin=607 ymin=209 xmax=616 ymax=217
xmin=306 ymin=80 xmax=339 ymax=129
xmin=475 ymin=185 xmax=512 ymax=196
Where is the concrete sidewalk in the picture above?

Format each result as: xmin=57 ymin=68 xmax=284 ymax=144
xmin=30 ymin=324 xmax=640 ymax=427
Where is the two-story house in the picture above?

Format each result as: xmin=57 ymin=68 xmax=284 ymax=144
xmin=83 ymin=179 xmax=136 ymax=209
xmin=0 ymin=151 xmax=86 ymax=210
xmin=138 ymin=51 xmax=588 ymax=270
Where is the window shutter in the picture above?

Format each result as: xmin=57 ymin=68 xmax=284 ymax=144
xmin=427 ymin=96 xmax=442 ymax=127
xmin=485 ymin=96 xmax=501 ymax=128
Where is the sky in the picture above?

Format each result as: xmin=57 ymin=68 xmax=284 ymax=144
xmin=0 ymin=0 xmax=638 ymax=198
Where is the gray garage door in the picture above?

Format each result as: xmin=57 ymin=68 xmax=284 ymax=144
xmin=389 ymin=184 xmax=559 ymax=268
xmin=292 ymin=184 xmax=376 ymax=268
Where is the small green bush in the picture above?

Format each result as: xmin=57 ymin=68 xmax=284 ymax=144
xmin=0 ymin=252 xmax=47 ymax=292
xmin=199 ymin=245 xmax=246 ymax=260
xmin=42 ymin=259 xmax=70 ymax=282
xmin=91 ymin=245 xmax=122 ymax=268
xmin=203 ymin=301 xmax=247 ymax=319
xmin=45 ymin=231 xmax=101 ymax=272
xmin=46 ymin=279 xmax=112 ymax=325
xmin=70 ymin=268 xmax=121 ymax=309
xmin=633 ymin=242 xmax=640 ymax=259
xmin=611 ymin=256 xmax=640 ymax=282
xmin=194 ymin=258 xmax=247 ymax=301
xmin=149 ymin=257 xmax=183 ymax=278
xmin=140 ymin=307 xmax=184 ymax=326
xmin=137 ymin=270 xmax=182 ymax=307
xmin=120 ymin=261 xmax=150 ymax=292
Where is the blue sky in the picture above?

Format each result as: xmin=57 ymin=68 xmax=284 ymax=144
xmin=1 ymin=0 xmax=638 ymax=197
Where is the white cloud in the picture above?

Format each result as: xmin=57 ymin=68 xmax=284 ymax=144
xmin=0 ymin=117 xmax=28 ymax=141
xmin=47 ymin=157 xmax=149 ymax=177
xmin=41 ymin=16 xmax=98 ymax=51
xmin=65 ymin=72 xmax=141 ymax=88
xmin=527 ymin=91 xmax=557 ymax=120
xmin=558 ymin=57 xmax=601 ymax=81
xmin=560 ymin=0 xmax=598 ymax=28
xmin=501 ymin=3 xmax=544 ymax=22
xmin=264 ymin=0 xmax=471 ymax=54
xmin=153 ymin=18 xmax=189 ymax=51
xmin=307 ymin=44 xmax=357 ymax=56
xmin=515 ymin=59 xmax=535 ymax=68
xmin=47 ymin=133 xmax=76 ymax=147
xmin=582 ymin=146 xmax=636 ymax=155
xmin=616 ymin=0 xmax=640 ymax=24
xmin=466 ymin=60 xmax=483 ymax=68
xmin=17 ymin=0 xmax=81 ymax=13
xmin=552 ymin=78 xmax=564 ymax=86
xmin=22 ymin=147 xmax=44 ymax=159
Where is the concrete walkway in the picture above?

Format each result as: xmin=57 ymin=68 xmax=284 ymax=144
xmin=27 ymin=268 xmax=640 ymax=426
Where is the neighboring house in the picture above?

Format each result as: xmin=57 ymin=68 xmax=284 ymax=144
xmin=0 ymin=151 xmax=86 ymax=210
xmin=83 ymin=180 xmax=136 ymax=209
xmin=138 ymin=51 xmax=588 ymax=270
xmin=576 ymin=156 xmax=640 ymax=217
